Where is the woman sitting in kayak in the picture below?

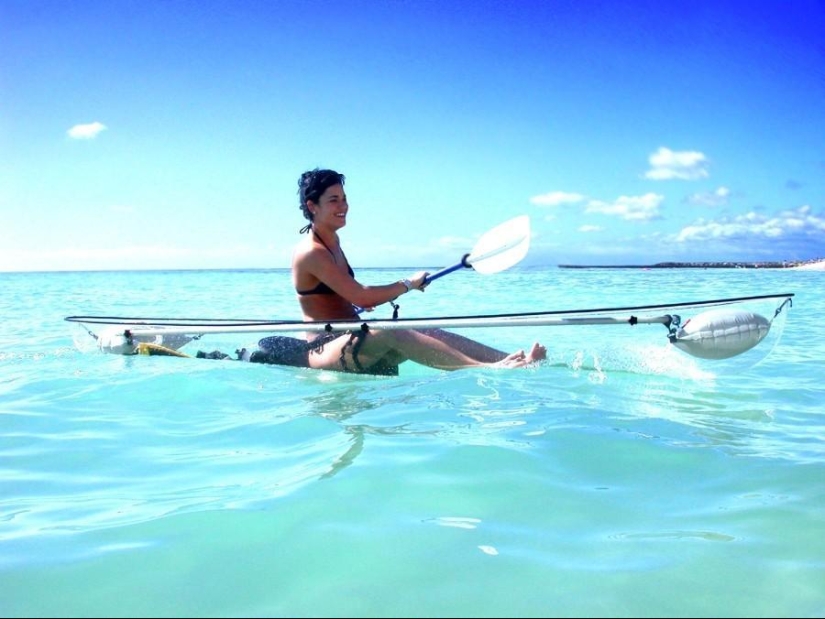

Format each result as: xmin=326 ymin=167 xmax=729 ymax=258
xmin=289 ymin=168 xmax=546 ymax=375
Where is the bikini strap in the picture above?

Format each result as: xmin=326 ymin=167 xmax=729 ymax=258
xmin=350 ymin=330 xmax=367 ymax=373
xmin=312 ymin=228 xmax=353 ymax=273
xmin=338 ymin=328 xmax=368 ymax=373
xmin=312 ymin=229 xmax=335 ymax=258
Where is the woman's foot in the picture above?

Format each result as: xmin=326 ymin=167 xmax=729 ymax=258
xmin=492 ymin=342 xmax=546 ymax=368
xmin=526 ymin=342 xmax=547 ymax=362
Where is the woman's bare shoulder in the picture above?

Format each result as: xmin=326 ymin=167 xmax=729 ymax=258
xmin=293 ymin=237 xmax=335 ymax=271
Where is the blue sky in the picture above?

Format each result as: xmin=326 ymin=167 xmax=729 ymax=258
xmin=2 ymin=0 xmax=824 ymax=272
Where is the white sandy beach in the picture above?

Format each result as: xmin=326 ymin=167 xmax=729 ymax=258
xmin=789 ymin=260 xmax=825 ymax=271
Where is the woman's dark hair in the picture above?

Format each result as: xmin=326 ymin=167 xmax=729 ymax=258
xmin=298 ymin=168 xmax=346 ymax=233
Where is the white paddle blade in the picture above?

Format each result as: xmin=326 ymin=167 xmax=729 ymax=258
xmin=466 ymin=215 xmax=530 ymax=274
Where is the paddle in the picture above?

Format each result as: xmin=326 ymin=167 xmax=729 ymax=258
xmin=423 ymin=215 xmax=530 ymax=285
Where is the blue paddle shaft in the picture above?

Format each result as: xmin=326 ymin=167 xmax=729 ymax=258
xmin=423 ymin=254 xmax=472 ymax=285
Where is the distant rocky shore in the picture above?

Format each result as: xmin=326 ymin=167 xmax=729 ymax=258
xmin=558 ymin=259 xmax=825 ymax=269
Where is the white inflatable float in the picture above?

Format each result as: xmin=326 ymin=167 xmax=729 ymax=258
xmin=670 ymin=309 xmax=772 ymax=359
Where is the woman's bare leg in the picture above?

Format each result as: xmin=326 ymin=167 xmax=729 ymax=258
xmin=306 ymin=330 xmax=546 ymax=372
xmin=418 ymin=328 xmax=518 ymax=363
xmin=392 ymin=331 xmax=546 ymax=369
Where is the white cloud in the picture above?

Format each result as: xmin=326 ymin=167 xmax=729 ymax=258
xmin=644 ymin=147 xmax=709 ymax=180
xmin=685 ymin=186 xmax=730 ymax=207
xmin=584 ymin=193 xmax=664 ymax=221
xmin=530 ymin=191 xmax=586 ymax=206
xmin=578 ymin=225 xmax=602 ymax=233
xmin=67 ymin=121 xmax=107 ymax=139
xmin=674 ymin=205 xmax=825 ymax=242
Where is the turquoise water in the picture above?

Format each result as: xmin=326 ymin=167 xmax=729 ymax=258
xmin=1 ymin=267 xmax=822 ymax=618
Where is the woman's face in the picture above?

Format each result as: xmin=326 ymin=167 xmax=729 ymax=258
xmin=312 ymin=183 xmax=348 ymax=229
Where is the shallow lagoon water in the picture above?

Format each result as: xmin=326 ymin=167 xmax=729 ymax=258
xmin=1 ymin=267 xmax=822 ymax=617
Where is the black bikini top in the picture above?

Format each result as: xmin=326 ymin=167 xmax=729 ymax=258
xmin=296 ymin=230 xmax=354 ymax=296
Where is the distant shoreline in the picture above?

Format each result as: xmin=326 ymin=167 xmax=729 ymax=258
xmin=558 ymin=259 xmax=825 ymax=270
xmin=2 ymin=259 xmax=824 ymax=275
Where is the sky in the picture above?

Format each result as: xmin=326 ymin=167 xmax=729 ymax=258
xmin=1 ymin=0 xmax=824 ymax=272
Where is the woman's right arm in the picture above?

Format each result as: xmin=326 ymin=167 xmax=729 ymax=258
xmin=304 ymin=251 xmax=427 ymax=307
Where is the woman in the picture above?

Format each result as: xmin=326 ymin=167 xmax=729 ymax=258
xmin=289 ymin=168 xmax=546 ymax=375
